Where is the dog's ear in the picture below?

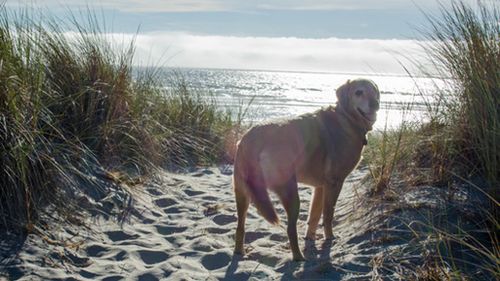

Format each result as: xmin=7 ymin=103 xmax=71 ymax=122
xmin=336 ymin=80 xmax=351 ymax=107
xmin=368 ymin=79 xmax=380 ymax=100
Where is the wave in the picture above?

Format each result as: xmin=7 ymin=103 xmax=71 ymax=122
xmin=296 ymin=87 xmax=322 ymax=92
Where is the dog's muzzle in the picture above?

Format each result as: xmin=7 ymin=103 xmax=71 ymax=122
xmin=357 ymin=108 xmax=377 ymax=123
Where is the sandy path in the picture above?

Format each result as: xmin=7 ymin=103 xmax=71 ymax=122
xmin=1 ymin=166 xmax=491 ymax=280
xmin=0 ymin=167 xmax=385 ymax=280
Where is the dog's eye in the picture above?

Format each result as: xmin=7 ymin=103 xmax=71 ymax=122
xmin=355 ymin=90 xmax=363 ymax=96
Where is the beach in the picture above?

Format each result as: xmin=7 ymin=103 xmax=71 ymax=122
xmin=1 ymin=1 xmax=498 ymax=280
xmin=1 ymin=166 xmax=491 ymax=280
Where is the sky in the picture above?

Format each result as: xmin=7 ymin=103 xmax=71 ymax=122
xmin=5 ymin=0 xmax=479 ymax=74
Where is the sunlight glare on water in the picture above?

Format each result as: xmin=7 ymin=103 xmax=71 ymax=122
xmin=165 ymin=68 xmax=449 ymax=130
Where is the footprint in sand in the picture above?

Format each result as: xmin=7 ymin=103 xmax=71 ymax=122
xmin=137 ymin=273 xmax=159 ymax=281
xmin=245 ymin=231 xmax=270 ymax=243
xmin=102 ymin=276 xmax=124 ymax=281
xmin=113 ymin=250 xmax=128 ymax=261
xmin=151 ymin=211 xmax=163 ymax=217
xmin=60 ymin=249 xmax=90 ymax=267
xmin=105 ymin=231 xmax=140 ymax=242
xmin=146 ymin=188 xmax=163 ymax=196
xmin=205 ymin=227 xmax=231 ymax=234
xmin=142 ymin=218 xmax=155 ymax=224
xmin=154 ymin=198 xmax=177 ymax=208
xmin=192 ymin=243 xmax=213 ymax=252
xmin=163 ymin=207 xmax=183 ymax=214
xmin=248 ymin=252 xmax=280 ymax=267
xmin=269 ymin=233 xmax=287 ymax=242
xmin=201 ymin=252 xmax=231 ymax=270
xmin=79 ymin=269 xmax=98 ymax=279
xmin=137 ymin=250 xmax=169 ymax=265
xmin=201 ymin=196 xmax=219 ymax=201
xmin=155 ymin=225 xmax=187 ymax=236
xmin=212 ymin=214 xmax=237 ymax=226
xmin=179 ymin=251 xmax=198 ymax=257
xmin=85 ymin=244 xmax=108 ymax=257
xmin=183 ymin=189 xmax=204 ymax=196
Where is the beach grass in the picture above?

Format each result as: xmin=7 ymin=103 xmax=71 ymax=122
xmin=0 ymin=6 xmax=234 ymax=231
xmin=368 ymin=0 xmax=499 ymax=184
xmin=364 ymin=0 xmax=499 ymax=203
xmin=363 ymin=1 xmax=499 ymax=278
xmin=419 ymin=1 xmax=500 ymax=193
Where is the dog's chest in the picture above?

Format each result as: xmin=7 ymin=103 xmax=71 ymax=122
xmin=324 ymin=138 xmax=363 ymax=178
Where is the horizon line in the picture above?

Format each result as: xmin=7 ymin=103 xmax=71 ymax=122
xmin=135 ymin=65 xmax=438 ymax=79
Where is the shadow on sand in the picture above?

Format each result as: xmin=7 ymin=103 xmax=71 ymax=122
xmin=277 ymin=237 xmax=341 ymax=280
xmin=223 ymin=237 xmax=342 ymax=280
xmin=223 ymin=254 xmax=252 ymax=281
xmin=0 ymin=231 xmax=27 ymax=279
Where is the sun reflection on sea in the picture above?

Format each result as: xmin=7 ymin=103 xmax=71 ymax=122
xmin=165 ymin=68 xmax=450 ymax=130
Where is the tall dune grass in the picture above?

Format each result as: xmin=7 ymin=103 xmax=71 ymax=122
xmin=363 ymin=1 xmax=499 ymax=278
xmin=366 ymin=1 xmax=499 ymax=196
xmin=421 ymin=1 xmax=500 ymax=193
xmin=417 ymin=2 xmax=499 ymax=276
xmin=0 ymin=6 xmax=234 ymax=231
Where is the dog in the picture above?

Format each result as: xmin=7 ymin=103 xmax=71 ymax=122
xmin=232 ymin=79 xmax=380 ymax=261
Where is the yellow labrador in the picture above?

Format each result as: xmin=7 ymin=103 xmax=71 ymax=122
xmin=233 ymin=79 xmax=380 ymax=261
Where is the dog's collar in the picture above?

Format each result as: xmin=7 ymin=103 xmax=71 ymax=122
xmin=335 ymin=107 xmax=370 ymax=146
xmin=319 ymin=107 xmax=369 ymax=147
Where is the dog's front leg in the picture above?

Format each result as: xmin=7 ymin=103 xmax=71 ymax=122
xmin=305 ymin=187 xmax=323 ymax=240
xmin=322 ymin=180 xmax=343 ymax=239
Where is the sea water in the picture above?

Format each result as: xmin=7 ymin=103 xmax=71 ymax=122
xmin=164 ymin=68 xmax=447 ymax=130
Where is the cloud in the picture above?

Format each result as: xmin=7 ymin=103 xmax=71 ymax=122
xmin=7 ymin=0 xmax=229 ymax=12
xmin=126 ymin=32 xmax=427 ymax=74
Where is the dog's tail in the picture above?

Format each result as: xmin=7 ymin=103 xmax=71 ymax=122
xmin=234 ymin=168 xmax=279 ymax=225
xmin=250 ymin=184 xmax=279 ymax=225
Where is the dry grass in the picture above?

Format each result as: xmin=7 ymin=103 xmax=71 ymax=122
xmin=420 ymin=1 xmax=500 ymax=192
xmin=0 ymin=6 xmax=235 ymax=231
xmin=363 ymin=1 xmax=499 ymax=279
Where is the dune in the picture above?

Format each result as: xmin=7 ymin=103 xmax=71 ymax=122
xmin=0 ymin=166 xmax=492 ymax=280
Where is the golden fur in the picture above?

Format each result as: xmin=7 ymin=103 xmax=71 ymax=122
xmin=233 ymin=79 xmax=380 ymax=261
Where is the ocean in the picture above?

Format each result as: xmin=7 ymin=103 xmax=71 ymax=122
xmin=163 ymin=68 xmax=446 ymax=130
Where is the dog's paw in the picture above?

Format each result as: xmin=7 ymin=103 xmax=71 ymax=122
xmin=233 ymin=248 xmax=245 ymax=256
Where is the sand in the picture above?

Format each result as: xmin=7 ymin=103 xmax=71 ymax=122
xmin=0 ymin=166 xmax=493 ymax=280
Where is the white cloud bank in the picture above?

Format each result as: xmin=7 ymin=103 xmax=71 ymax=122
xmin=127 ymin=32 xmax=427 ymax=74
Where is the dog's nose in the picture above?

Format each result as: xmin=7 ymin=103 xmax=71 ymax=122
xmin=370 ymin=99 xmax=380 ymax=111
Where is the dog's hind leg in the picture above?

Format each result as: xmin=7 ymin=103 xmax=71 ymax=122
xmin=276 ymin=177 xmax=305 ymax=261
xmin=234 ymin=175 xmax=250 ymax=255
xmin=323 ymin=180 xmax=343 ymax=239
xmin=305 ymin=187 xmax=323 ymax=240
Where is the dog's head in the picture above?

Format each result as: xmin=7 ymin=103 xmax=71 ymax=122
xmin=336 ymin=79 xmax=380 ymax=130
